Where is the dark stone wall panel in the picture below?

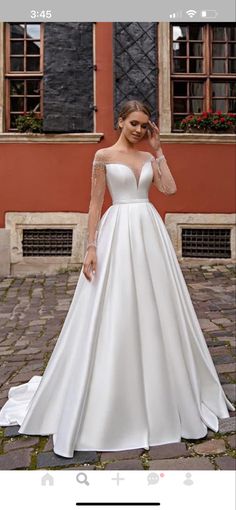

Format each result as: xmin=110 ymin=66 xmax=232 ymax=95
xmin=43 ymin=23 xmax=93 ymax=133
xmin=114 ymin=23 xmax=158 ymax=127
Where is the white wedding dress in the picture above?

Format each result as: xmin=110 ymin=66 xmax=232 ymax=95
xmin=0 ymin=148 xmax=234 ymax=458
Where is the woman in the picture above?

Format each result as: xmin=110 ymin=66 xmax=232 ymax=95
xmin=0 ymin=100 xmax=234 ymax=458
xmin=83 ymin=101 xmax=177 ymax=281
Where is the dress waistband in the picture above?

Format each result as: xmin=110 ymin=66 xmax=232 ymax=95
xmin=113 ymin=198 xmax=150 ymax=204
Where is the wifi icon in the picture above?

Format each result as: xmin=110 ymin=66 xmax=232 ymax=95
xmin=186 ymin=9 xmax=197 ymax=18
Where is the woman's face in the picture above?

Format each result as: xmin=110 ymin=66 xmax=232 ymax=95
xmin=118 ymin=111 xmax=150 ymax=143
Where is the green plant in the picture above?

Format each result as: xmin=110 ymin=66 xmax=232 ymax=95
xmin=180 ymin=110 xmax=236 ymax=133
xmin=15 ymin=111 xmax=43 ymax=133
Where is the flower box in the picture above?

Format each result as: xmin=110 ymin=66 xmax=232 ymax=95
xmin=180 ymin=111 xmax=236 ymax=134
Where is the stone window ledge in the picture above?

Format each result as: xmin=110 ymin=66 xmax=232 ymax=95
xmin=0 ymin=132 xmax=235 ymax=144
xmin=0 ymin=133 xmax=104 ymax=144
xmin=165 ymin=212 xmax=236 ymax=263
xmin=161 ymin=133 xmax=236 ymax=144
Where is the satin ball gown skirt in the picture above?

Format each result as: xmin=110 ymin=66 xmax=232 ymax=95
xmin=0 ymin=161 xmax=234 ymax=458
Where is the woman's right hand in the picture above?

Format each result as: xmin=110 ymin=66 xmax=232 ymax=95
xmin=82 ymin=247 xmax=97 ymax=281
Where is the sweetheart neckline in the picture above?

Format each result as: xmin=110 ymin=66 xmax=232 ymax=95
xmin=105 ymin=160 xmax=152 ymax=189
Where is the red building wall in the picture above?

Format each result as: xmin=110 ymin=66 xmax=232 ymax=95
xmin=0 ymin=23 xmax=235 ymax=229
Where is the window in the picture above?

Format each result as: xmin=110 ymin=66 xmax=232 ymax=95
xmin=171 ymin=23 xmax=236 ymax=131
xmin=113 ymin=22 xmax=158 ymax=128
xmin=5 ymin=23 xmax=44 ymax=131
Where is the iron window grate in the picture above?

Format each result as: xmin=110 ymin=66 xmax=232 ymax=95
xmin=182 ymin=228 xmax=231 ymax=258
xmin=22 ymin=228 xmax=73 ymax=256
xmin=113 ymin=22 xmax=158 ymax=127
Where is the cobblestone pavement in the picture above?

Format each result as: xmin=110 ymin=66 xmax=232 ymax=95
xmin=0 ymin=263 xmax=235 ymax=470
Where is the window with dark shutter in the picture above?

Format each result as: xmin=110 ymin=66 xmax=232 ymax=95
xmin=5 ymin=22 xmax=94 ymax=133
xmin=43 ymin=22 xmax=94 ymax=133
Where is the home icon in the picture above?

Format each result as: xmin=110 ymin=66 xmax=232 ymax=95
xmin=41 ymin=473 xmax=54 ymax=486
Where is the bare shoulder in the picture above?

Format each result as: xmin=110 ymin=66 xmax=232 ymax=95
xmin=94 ymin=146 xmax=116 ymax=159
xmin=93 ymin=148 xmax=107 ymax=158
xmin=139 ymin=150 xmax=154 ymax=160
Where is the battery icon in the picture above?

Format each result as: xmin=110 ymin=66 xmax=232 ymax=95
xmin=201 ymin=10 xmax=218 ymax=18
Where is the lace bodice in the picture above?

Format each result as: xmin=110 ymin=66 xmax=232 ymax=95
xmin=93 ymin=149 xmax=156 ymax=187
xmin=87 ymin=147 xmax=177 ymax=246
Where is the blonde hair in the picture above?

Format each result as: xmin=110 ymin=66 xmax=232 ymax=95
xmin=117 ymin=100 xmax=151 ymax=129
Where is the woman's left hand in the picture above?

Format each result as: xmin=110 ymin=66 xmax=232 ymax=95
xmin=147 ymin=121 xmax=161 ymax=151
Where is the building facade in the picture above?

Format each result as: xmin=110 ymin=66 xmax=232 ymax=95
xmin=0 ymin=22 xmax=235 ymax=276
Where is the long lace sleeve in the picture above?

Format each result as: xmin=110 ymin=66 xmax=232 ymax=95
xmin=151 ymin=154 xmax=177 ymax=195
xmin=87 ymin=149 xmax=106 ymax=246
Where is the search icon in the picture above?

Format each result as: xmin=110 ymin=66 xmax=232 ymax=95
xmin=76 ymin=473 xmax=90 ymax=486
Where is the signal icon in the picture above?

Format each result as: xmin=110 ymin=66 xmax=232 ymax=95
xmin=186 ymin=9 xmax=197 ymax=18
xmin=169 ymin=11 xmax=182 ymax=19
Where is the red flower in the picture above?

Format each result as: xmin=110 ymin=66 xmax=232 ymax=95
xmin=216 ymin=110 xmax=222 ymax=115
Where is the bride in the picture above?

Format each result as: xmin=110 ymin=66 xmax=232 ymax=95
xmin=0 ymin=99 xmax=234 ymax=458
xmin=82 ymin=101 xmax=177 ymax=281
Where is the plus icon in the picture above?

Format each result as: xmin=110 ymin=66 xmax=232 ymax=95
xmin=111 ymin=472 xmax=125 ymax=485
